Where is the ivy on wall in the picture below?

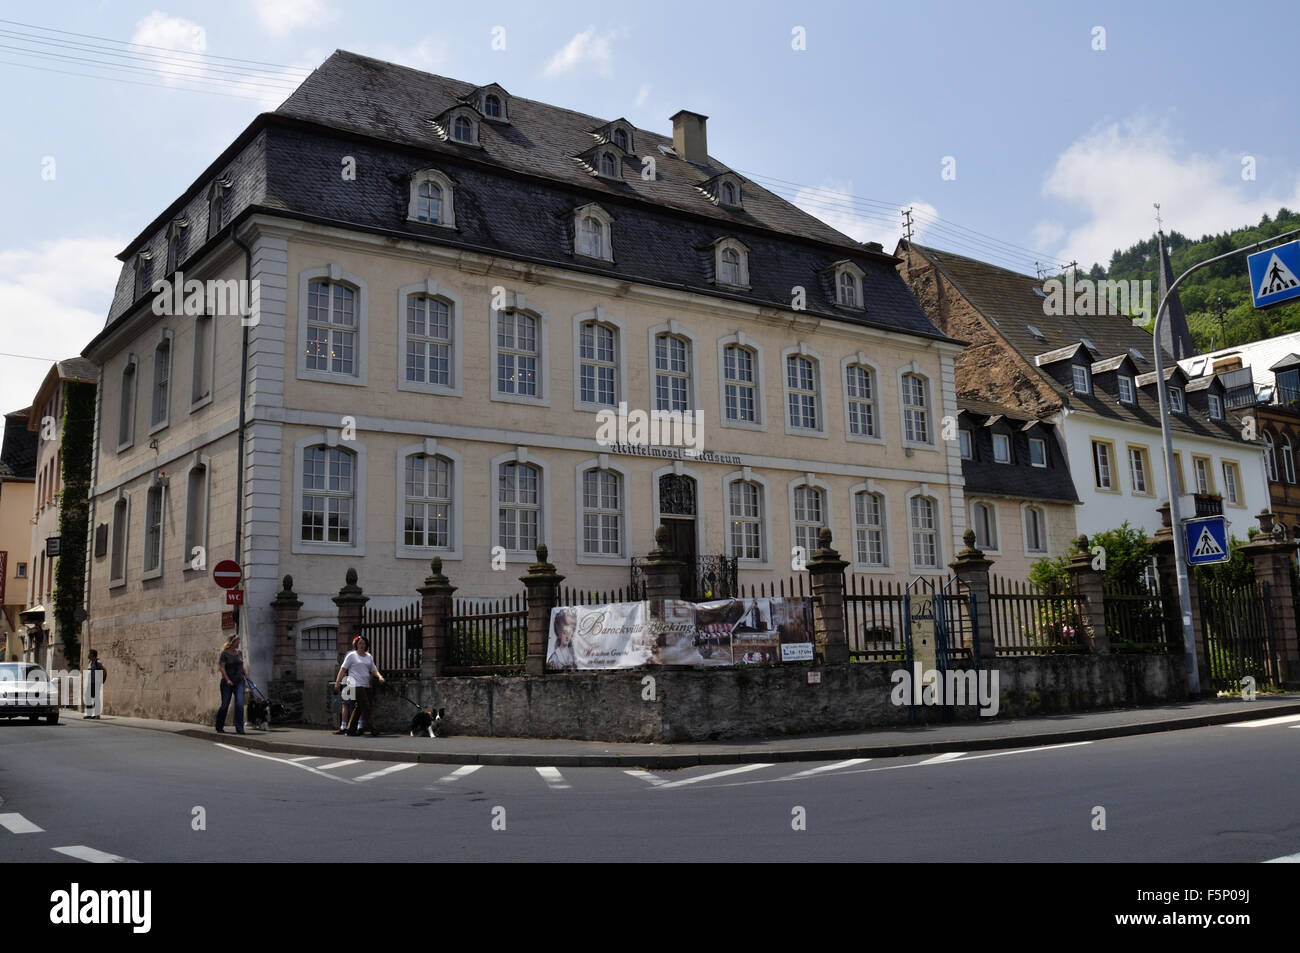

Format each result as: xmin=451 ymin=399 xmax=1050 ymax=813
xmin=52 ymin=381 xmax=95 ymax=666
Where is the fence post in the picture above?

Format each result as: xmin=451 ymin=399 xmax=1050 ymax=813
xmin=417 ymin=557 xmax=457 ymax=679
xmin=271 ymin=575 xmax=303 ymax=680
xmin=641 ymin=524 xmax=685 ymax=600
xmin=949 ymin=530 xmax=997 ymax=664
xmin=1150 ymin=502 xmax=1207 ymax=685
xmin=1065 ymin=535 xmax=1110 ymax=654
xmin=521 ymin=543 xmax=565 ymax=676
xmin=1238 ymin=511 xmax=1300 ymax=687
xmin=332 ymin=567 xmax=368 ymax=660
xmin=807 ymin=528 xmax=849 ymax=665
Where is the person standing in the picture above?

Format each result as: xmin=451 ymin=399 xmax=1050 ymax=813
xmin=215 ymin=634 xmax=249 ymax=735
xmin=333 ymin=636 xmax=384 ymax=737
xmin=82 ymin=649 xmax=106 ymax=719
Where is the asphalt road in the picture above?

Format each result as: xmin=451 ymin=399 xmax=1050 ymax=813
xmin=1 ymin=715 xmax=1298 ymax=862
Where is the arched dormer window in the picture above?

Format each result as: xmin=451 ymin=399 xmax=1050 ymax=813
xmin=453 ymin=116 xmax=474 ymax=143
xmin=721 ymin=182 xmax=737 ymax=205
xmin=407 ymin=169 xmax=456 ymax=228
xmin=484 ymin=94 xmax=502 ymax=119
xmin=833 ymin=261 xmax=866 ymax=309
xmin=612 ymin=128 xmax=629 ymax=151
xmin=713 ymin=237 xmax=750 ymax=289
xmin=165 ymin=220 xmax=188 ymax=274
xmin=599 ymin=151 xmax=619 ymax=178
xmin=573 ymin=204 xmax=614 ymax=261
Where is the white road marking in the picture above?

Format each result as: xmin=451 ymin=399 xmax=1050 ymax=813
xmin=655 ymin=763 xmax=774 ymax=789
xmin=317 ymin=759 xmax=363 ymax=770
xmin=624 ymin=769 xmax=668 ymax=786
xmin=1265 ymin=852 xmax=1300 ymax=862
xmin=952 ymin=741 xmax=1094 ymax=762
xmin=0 ymin=813 xmax=44 ymax=834
xmin=214 ymin=743 xmax=357 ymax=784
xmin=918 ymin=752 xmax=967 ymax=764
xmin=355 ymin=762 xmax=416 ymax=782
xmin=1227 ymin=714 xmax=1300 ymax=728
xmin=53 ymin=845 xmax=137 ymax=863
xmin=535 ymin=766 xmax=570 ymax=790
xmin=784 ymin=758 xmax=871 ymax=779
xmin=435 ymin=765 xmax=482 ymax=783
xmin=288 ymin=755 xmax=320 ymax=762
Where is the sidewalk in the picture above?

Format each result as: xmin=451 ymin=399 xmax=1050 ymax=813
xmin=84 ymin=693 xmax=1300 ymax=768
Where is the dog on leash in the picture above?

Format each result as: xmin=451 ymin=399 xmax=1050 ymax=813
xmin=408 ymin=707 xmax=447 ymax=738
xmin=246 ymin=697 xmax=285 ymax=731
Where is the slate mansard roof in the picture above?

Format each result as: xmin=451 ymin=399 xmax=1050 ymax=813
xmin=97 ymin=51 xmax=951 ymax=350
xmin=0 ymin=410 xmax=37 ymax=481
xmin=957 ymin=400 xmax=1079 ymax=504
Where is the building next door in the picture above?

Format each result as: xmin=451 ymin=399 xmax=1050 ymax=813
xmin=659 ymin=474 xmax=697 ymax=596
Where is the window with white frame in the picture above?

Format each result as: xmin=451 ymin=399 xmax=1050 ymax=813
xmin=909 ymin=495 xmax=939 ymax=569
xmin=192 ymin=312 xmax=214 ymax=407
xmin=992 ymin=433 xmax=1010 ymax=463
xmin=786 ymin=355 xmax=819 ymax=430
xmin=498 ymin=462 xmax=540 ymax=554
xmin=654 ymin=333 xmax=691 ymax=411
xmin=599 ymin=152 xmax=619 ymax=178
xmin=1208 ymin=393 xmax=1224 ymax=420
xmin=406 ymin=296 xmax=453 ymax=388
xmin=452 ymin=115 xmax=474 ymax=142
xmin=728 ymin=480 xmax=764 ymax=560
xmin=1024 ymin=506 xmax=1047 ymax=554
xmin=143 ymin=483 xmax=164 ymax=575
xmin=166 ymin=221 xmax=187 ymax=274
xmin=971 ymin=501 xmax=997 ymax=551
xmin=835 ymin=264 xmax=863 ymax=308
xmin=1118 ymin=375 xmax=1135 ymax=403
xmin=578 ymin=320 xmax=618 ymax=407
xmin=715 ymin=239 xmax=749 ymax=288
xmin=1284 ymin=437 xmax=1296 ymax=484
xmin=959 ymin=429 xmax=973 ymax=460
xmin=1092 ymin=441 xmax=1113 ymax=490
xmin=1264 ymin=432 xmax=1278 ymax=482
xmin=582 ymin=468 xmax=623 ymax=556
xmin=1168 ymin=387 xmax=1184 ymax=413
xmin=408 ymin=169 xmax=456 ymax=228
xmin=845 ymin=364 xmax=877 ymax=438
xmin=853 ymin=491 xmax=887 ymax=567
xmin=1128 ymin=446 xmax=1149 ymax=494
xmin=117 ymin=357 xmax=137 ymax=449
xmin=150 ymin=335 xmax=171 ymax=430
xmin=574 ymin=206 xmax=613 ymax=261
xmin=723 ymin=344 xmax=757 ymax=423
xmin=1029 ymin=437 xmax=1047 ymax=467
xmin=304 ymin=280 xmax=358 ymax=376
xmin=206 ymin=179 xmax=229 ymax=240
xmin=183 ymin=460 xmax=208 ymax=569
xmin=109 ymin=494 xmax=128 ymax=585
xmin=484 ymin=94 xmax=502 ymax=119
xmin=901 ymin=374 xmax=930 ymax=444
xmin=1193 ymin=457 xmax=1211 ymax=494
xmin=792 ymin=485 xmax=824 ymax=556
xmin=721 ymin=181 xmax=737 ymax=205
xmin=417 ymin=180 xmax=442 ymax=222
xmin=1222 ymin=462 xmax=1241 ymax=504
xmin=301 ymin=446 xmax=355 ymax=544
xmin=1072 ymin=364 xmax=1091 ymax=395
xmin=496 ymin=310 xmax=539 ymax=398
xmin=404 ymin=454 xmax=453 ymax=550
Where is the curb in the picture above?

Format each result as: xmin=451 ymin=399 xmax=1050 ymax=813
xmin=112 ymin=700 xmax=1300 ymax=768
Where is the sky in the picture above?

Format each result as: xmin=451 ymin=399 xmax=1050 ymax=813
xmin=2 ymin=0 xmax=1298 ymax=415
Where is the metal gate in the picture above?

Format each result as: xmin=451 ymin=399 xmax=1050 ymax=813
xmin=1199 ymin=580 xmax=1278 ymax=692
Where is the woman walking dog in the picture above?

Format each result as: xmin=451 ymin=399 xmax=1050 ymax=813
xmin=215 ymin=634 xmax=249 ymax=735
xmin=333 ymin=635 xmax=385 ymax=737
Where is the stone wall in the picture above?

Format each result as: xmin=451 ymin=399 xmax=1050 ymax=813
xmin=314 ymin=653 xmax=1189 ymax=743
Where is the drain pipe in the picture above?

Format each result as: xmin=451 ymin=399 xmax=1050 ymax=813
xmin=230 ymin=225 xmax=252 ymax=639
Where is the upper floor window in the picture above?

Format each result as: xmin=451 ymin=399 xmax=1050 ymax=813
xmin=117 ymin=357 xmax=137 ymax=450
xmin=845 ymin=364 xmax=877 ymax=438
xmin=909 ymin=495 xmax=940 ymax=570
xmin=498 ymin=462 xmax=540 ymax=554
xmin=1029 ymin=436 xmax=1047 ymax=467
xmin=1193 ymin=457 xmax=1212 ymax=495
xmin=785 ymin=354 xmax=819 ymax=431
xmin=834 ymin=262 xmax=864 ymax=308
xmin=959 ymin=429 xmax=973 ymax=460
xmin=1024 ymin=505 xmax=1047 ymax=554
xmin=143 ymin=483 xmax=164 ymax=577
xmin=184 ymin=459 xmax=209 ymax=570
xmin=992 ymin=433 xmax=1010 ymax=464
xmin=134 ymin=253 xmax=154 ymax=301
xmin=723 ymin=344 xmax=758 ymax=424
xmin=1072 ymin=365 xmax=1091 ymax=395
xmin=612 ymin=128 xmax=628 ymax=150
xmin=721 ymin=182 xmax=737 ymax=205
xmin=901 ymin=373 xmax=931 ymax=444
xmin=165 ymin=221 xmax=187 ymax=274
xmin=714 ymin=238 xmax=750 ymax=289
xmin=853 ymin=491 xmax=887 ymax=567
xmin=150 ymin=334 xmax=171 ymax=431
xmin=574 ymin=205 xmax=614 ymax=261
xmin=971 ymin=501 xmax=997 ymax=550
xmin=192 ymin=312 xmax=215 ymax=408
xmin=408 ymin=169 xmax=456 ymax=228
xmin=484 ymin=94 xmax=502 ymax=118
xmin=1118 ymin=375 xmax=1135 ymax=403
xmin=1128 ymin=446 xmax=1149 ymax=494
xmin=496 ymin=310 xmax=539 ymax=398
xmin=1168 ymin=387 xmax=1184 ymax=413
xmin=405 ymin=296 xmax=453 ymax=389
xmin=1092 ymin=440 xmax=1114 ymax=490
xmin=578 ymin=320 xmax=619 ymax=407
xmin=453 ymin=116 xmax=474 ymax=142
xmin=727 ymin=480 xmax=764 ymax=561
xmin=599 ymin=151 xmax=619 ymax=178
xmin=581 ymin=468 xmax=623 ymax=557
xmin=1264 ymin=432 xmax=1278 ymax=482
xmin=1208 ymin=393 xmax=1224 ymax=421
xmin=301 ymin=446 xmax=355 ymax=544
xmin=791 ymin=484 xmax=825 ymax=556
xmin=1222 ymin=462 xmax=1241 ymax=505
xmin=1284 ymin=438 xmax=1296 ymax=484
xmin=404 ymin=454 xmax=453 ymax=550
xmin=305 ymin=280 xmax=358 ymax=377
xmin=839 ymin=272 xmax=858 ymax=308
xmin=206 ymin=177 xmax=230 ymax=240
xmin=109 ymin=493 xmax=129 ymax=586
xmin=654 ymin=333 xmax=691 ymax=412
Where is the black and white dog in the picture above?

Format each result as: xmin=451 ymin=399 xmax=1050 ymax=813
xmin=246 ymin=697 xmax=285 ymax=730
xmin=408 ymin=707 xmax=447 ymax=738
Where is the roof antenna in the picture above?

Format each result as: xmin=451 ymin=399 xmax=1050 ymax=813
xmin=1153 ymin=202 xmax=1163 ymax=234
xmin=901 ymin=207 xmax=914 ymax=242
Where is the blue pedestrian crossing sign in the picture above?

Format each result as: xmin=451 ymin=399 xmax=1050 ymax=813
xmin=1184 ymin=516 xmax=1230 ymax=566
xmin=1248 ymin=241 xmax=1300 ymax=308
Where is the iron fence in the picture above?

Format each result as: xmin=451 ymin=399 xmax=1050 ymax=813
xmin=359 ymin=602 xmax=422 ymax=676
xmin=445 ymin=593 xmax=528 ymax=675
xmin=1104 ymin=580 xmax=1177 ymax=653
xmin=990 ymin=575 xmax=1087 ymax=656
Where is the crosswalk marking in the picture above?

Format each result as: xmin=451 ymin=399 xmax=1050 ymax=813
xmin=624 ymin=769 xmax=668 ymax=786
xmin=355 ymin=763 xmax=416 ymax=782
xmin=53 ymin=845 xmax=137 ymax=863
xmin=954 ymin=742 xmax=1093 ymax=762
xmin=1227 ymin=714 xmax=1300 ymax=728
xmin=215 ymin=743 xmax=357 ymax=784
xmin=435 ymin=765 xmax=482 ymax=783
xmin=0 ymin=813 xmax=44 ymax=834
xmin=785 ymin=758 xmax=871 ymax=779
xmin=317 ymin=759 xmax=363 ymax=771
xmin=918 ymin=752 xmax=967 ymax=764
xmin=536 ymin=766 xmax=570 ymax=790
xmin=655 ymin=763 xmax=773 ymax=789
xmin=288 ymin=755 xmax=320 ymax=762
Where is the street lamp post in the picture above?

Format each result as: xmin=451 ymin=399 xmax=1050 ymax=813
xmin=1151 ymin=226 xmax=1300 ymax=695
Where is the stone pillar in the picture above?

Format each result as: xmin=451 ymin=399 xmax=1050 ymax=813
xmin=949 ymin=529 xmax=997 ymax=666
xmin=418 ymin=557 xmax=457 ymax=679
xmin=1150 ymin=502 xmax=1207 ymax=689
xmin=807 ymin=528 xmax=849 ymax=665
xmin=521 ymin=544 xmax=565 ymax=676
xmin=1239 ymin=511 xmax=1300 ymax=687
xmin=271 ymin=575 xmax=303 ymax=680
xmin=640 ymin=524 xmax=685 ymax=601
xmin=1065 ymin=535 xmax=1110 ymax=654
xmin=332 ymin=568 xmax=368 ymax=660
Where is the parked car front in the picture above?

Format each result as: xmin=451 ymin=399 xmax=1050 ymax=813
xmin=0 ymin=663 xmax=60 ymax=724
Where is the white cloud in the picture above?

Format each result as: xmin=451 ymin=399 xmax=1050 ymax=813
xmin=253 ymin=0 xmax=336 ymax=36
xmin=1039 ymin=118 xmax=1300 ymax=269
xmin=635 ymin=83 xmax=651 ymax=108
xmin=0 ymin=238 xmax=123 ymax=415
xmin=542 ymin=27 xmax=616 ymax=77
xmin=791 ymin=183 xmax=938 ymax=248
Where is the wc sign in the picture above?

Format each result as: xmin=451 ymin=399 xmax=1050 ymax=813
xmin=1184 ymin=516 xmax=1229 ymax=566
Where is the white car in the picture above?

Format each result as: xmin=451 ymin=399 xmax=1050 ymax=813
xmin=0 ymin=663 xmax=60 ymax=724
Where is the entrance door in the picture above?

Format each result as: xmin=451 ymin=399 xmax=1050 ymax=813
xmin=658 ymin=475 xmax=697 ymax=597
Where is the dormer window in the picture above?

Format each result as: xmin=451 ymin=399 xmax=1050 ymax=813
xmin=453 ymin=116 xmax=473 ymax=142
xmin=206 ymin=177 xmax=231 ymax=240
xmin=613 ymin=128 xmax=628 ymax=150
xmin=713 ymin=237 xmax=750 ymax=289
xmin=1169 ymin=387 xmax=1184 ymax=413
xmin=484 ymin=94 xmax=502 ymax=119
xmin=1072 ymin=365 xmax=1091 ymax=395
xmin=833 ymin=262 xmax=866 ymax=309
xmin=165 ymin=220 xmax=188 ymax=274
xmin=573 ymin=204 xmax=614 ymax=262
xmin=471 ymin=85 xmax=510 ymax=122
xmin=1118 ymin=375 xmax=1135 ymax=404
xmin=599 ymin=151 xmax=619 ymax=178
xmin=1209 ymin=393 xmax=1224 ymax=420
xmin=134 ymin=252 xmax=154 ymax=300
xmin=721 ymin=182 xmax=737 ymax=205
xmin=839 ymin=272 xmax=858 ymax=307
xmin=407 ymin=169 xmax=456 ymax=228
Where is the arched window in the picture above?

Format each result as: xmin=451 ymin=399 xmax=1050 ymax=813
xmin=578 ymin=320 xmax=618 ymax=406
xmin=845 ymin=364 xmax=876 ymax=437
xmin=723 ymin=344 xmax=757 ymax=422
xmin=853 ymin=491 xmax=887 ymax=567
xmin=838 ymin=271 xmax=858 ymax=308
xmin=150 ymin=335 xmax=171 ymax=430
xmin=496 ymin=310 xmax=539 ymax=397
xmin=612 ymin=128 xmax=628 ymax=150
xmin=109 ymin=494 xmax=129 ymax=585
xmin=971 ymin=501 xmax=997 ymax=550
xmin=654 ymin=333 xmax=691 ymax=412
xmin=578 ymin=216 xmax=603 ymax=257
xmin=721 ymin=182 xmax=736 ymax=205
xmin=600 ymin=152 xmax=618 ymax=177
xmin=404 ymin=454 xmax=453 ymax=549
xmin=792 ymin=484 xmax=824 ymax=556
xmin=582 ymin=468 xmax=623 ymax=556
xmin=909 ymin=495 xmax=940 ymax=570
xmin=301 ymin=446 xmax=355 ymax=544
xmin=728 ymin=480 xmax=764 ymax=560
xmin=304 ymin=280 xmax=358 ymax=376
xmin=1284 ymin=436 xmax=1296 ymax=484
xmin=484 ymin=94 xmax=502 ymax=118
xmin=453 ymin=116 xmax=473 ymax=142
xmin=498 ymin=462 xmax=540 ymax=553
xmin=117 ymin=357 xmax=137 ymax=449
xmin=184 ymin=459 xmax=209 ymax=569
xmin=573 ymin=205 xmax=613 ymax=261
xmin=408 ymin=170 xmax=456 ymax=228
xmin=143 ymin=482 xmax=164 ymax=575
xmin=786 ymin=354 xmax=819 ymax=430
xmin=719 ymin=247 xmax=741 ymax=286
xmin=1264 ymin=432 xmax=1279 ymax=482
xmin=416 ymin=180 xmax=442 ymax=223
xmin=901 ymin=373 xmax=931 ymax=444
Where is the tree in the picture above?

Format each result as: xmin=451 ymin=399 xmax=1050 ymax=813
xmin=1028 ymin=521 xmax=1153 ymax=590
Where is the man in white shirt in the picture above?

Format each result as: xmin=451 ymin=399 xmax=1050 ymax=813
xmin=333 ymin=636 xmax=385 ymax=737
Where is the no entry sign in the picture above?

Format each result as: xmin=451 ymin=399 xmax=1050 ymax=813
xmin=212 ymin=560 xmax=243 ymax=589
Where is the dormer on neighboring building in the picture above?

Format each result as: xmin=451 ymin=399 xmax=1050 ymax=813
xmin=698 ymin=171 xmax=744 ymax=209
xmin=1090 ymin=353 xmax=1140 ymax=405
xmin=1136 ymin=366 xmax=1191 ymax=414
xmin=465 ymin=83 xmax=511 ymax=123
xmin=593 ymin=118 xmax=635 ymax=153
xmin=1034 ymin=341 xmax=1099 ymax=396
xmin=1270 ymin=353 xmax=1300 ymax=405
xmin=827 ymin=260 xmax=866 ymax=311
xmin=1185 ymin=373 xmax=1228 ymax=422
xmin=432 ymin=104 xmax=483 ymax=146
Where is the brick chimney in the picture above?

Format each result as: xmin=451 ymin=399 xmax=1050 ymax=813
xmin=670 ymin=110 xmax=709 ymax=163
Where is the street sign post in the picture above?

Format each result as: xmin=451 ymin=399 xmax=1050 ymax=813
xmin=1184 ymin=516 xmax=1230 ymax=566
xmin=212 ymin=560 xmax=242 ymax=590
xmin=1248 ymin=240 xmax=1300 ymax=309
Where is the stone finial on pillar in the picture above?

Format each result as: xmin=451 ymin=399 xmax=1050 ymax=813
xmin=640 ymin=524 xmax=686 ymax=601
xmin=418 ymin=556 xmax=457 ymax=678
xmin=950 ymin=529 xmax=996 ymax=665
xmin=332 ymin=567 xmax=368 ymax=661
xmin=1065 ymin=534 xmax=1110 ymax=654
xmin=271 ymin=575 xmax=303 ymax=680
xmin=520 ymin=543 xmax=565 ymax=676
xmin=806 ymin=527 xmax=849 ymax=665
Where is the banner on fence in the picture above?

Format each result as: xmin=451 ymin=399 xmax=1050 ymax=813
xmin=546 ymin=597 xmax=813 ymax=671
